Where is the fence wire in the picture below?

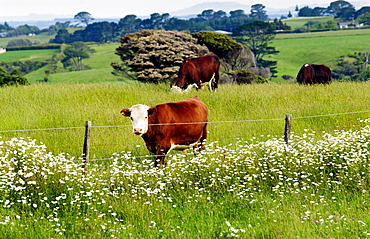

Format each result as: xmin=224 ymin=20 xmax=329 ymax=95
xmin=1 ymin=109 xmax=370 ymax=133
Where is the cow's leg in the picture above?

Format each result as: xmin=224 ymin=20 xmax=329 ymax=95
xmin=213 ymin=71 xmax=219 ymax=91
xmin=155 ymin=147 xmax=170 ymax=168
xmin=199 ymin=123 xmax=208 ymax=150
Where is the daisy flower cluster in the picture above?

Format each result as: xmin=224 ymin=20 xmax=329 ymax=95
xmin=0 ymin=119 xmax=369 ymax=236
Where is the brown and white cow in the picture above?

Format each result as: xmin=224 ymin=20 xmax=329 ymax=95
xmin=297 ymin=64 xmax=332 ymax=84
xmin=120 ymin=97 xmax=208 ymax=167
xmin=171 ymin=53 xmax=220 ymax=92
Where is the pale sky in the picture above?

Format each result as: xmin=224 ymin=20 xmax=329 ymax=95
xmin=0 ymin=0 xmax=369 ymax=20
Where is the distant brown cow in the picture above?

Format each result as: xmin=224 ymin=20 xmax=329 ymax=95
xmin=297 ymin=64 xmax=332 ymax=84
xmin=171 ymin=53 xmax=220 ymax=92
xmin=120 ymin=97 xmax=208 ymax=167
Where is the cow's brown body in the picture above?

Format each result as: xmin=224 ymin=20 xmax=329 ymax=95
xmin=121 ymin=97 xmax=208 ymax=167
xmin=297 ymin=64 xmax=331 ymax=84
xmin=173 ymin=53 xmax=220 ymax=91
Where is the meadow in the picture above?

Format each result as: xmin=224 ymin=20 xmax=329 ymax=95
xmin=270 ymin=28 xmax=370 ymax=80
xmin=1 ymin=82 xmax=370 ymax=238
xmin=1 ymin=24 xmax=370 ymax=238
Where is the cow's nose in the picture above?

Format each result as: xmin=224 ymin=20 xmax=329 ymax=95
xmin=133 ymin=128 xmax=143 ymax=135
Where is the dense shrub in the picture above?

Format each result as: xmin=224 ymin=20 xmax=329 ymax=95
xmin=191 ymin=31 xmax=255 ymax=72
xmin=227 ymin=69 xmax=268 ymax=84
xmin=0 ymin=67 xmax=29 ymax=86
xmin=112 ymin=30 xmax=209 ymax=83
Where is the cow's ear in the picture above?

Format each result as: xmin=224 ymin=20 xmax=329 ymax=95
xmin=120 ymin=108 xmax=131 ymax=117
xmin=148 ymin=107 xmax=156 ymax=116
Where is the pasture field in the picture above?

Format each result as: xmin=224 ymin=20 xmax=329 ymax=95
xmin=0 ymin=48 xmax=59 ymax=62
xmin=1 ymin=81 xmax=370 ymax=158
xmin=0 ymin=32 xmax=55 ymax=48
xmin=1 ymin=82 xmax=370 ymax=238
xmin=24 ymin=43 xmax=120 ymax=84
xmin=281 ymin=16 xmax=334 ymax=29
xmin=270 ymin=28 xmax=370 ymax=80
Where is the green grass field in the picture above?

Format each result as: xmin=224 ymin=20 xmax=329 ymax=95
xmin=0 ymin=32 xmax=55 ymax=48
xmin=282 ymin=16 xmax=334 ymax=29
xmin=270 ymin=28 xmax=370 ymax=80
xmin=1 ymin=82 xmax=370 ymax=159
xmin=1 ymin=82 xmax=370 ymax=238
xmin=2 ymin=26 xmax=370 ymax=238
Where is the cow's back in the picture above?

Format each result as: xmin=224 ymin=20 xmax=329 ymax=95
xmin=144 ymin=97 xmax=208 ymax=147
xmin=311 ymin=64 xmax=331 ymax=84
xmin=297 ymin=64 xmax=316 ymax=84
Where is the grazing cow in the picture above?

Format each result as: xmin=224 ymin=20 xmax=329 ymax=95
xmin=171 ymin=53 xmax=220 ymax=92
xmin=120 ymin=97 xmax=208 ymax=167
xmin=297 ymin=64 xmax=332 ymax=84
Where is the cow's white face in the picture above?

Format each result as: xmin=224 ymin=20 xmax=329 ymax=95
xmin=121 ymin=104 xmax=150 ymax=136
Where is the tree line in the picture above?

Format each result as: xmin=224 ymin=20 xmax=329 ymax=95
xmin=297 ymin=0 xmax=370 ymax=21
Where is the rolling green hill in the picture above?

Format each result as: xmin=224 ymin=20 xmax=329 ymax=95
xmin=1 ymin=27 xmax=370 ymax=84
xmin=270 ymin=28 xmax=370 ymax=81
xmin=281 ymin=16 xmax=334 ymax=29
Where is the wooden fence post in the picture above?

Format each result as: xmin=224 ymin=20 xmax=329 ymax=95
xmin=82 ymin=121 xmax=91 ymax=171
xmin=284 ymin=114 xmax=292 ymax=146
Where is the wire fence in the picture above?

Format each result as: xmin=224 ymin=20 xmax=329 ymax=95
xmin=1 ymin=109 xmax=370 ymax=163
xmin=2 ymin=109 xmax=370 ymax=133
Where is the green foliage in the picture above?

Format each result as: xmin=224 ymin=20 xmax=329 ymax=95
xmin=250 ymin=4 xmax=268 ymax=21
xmin=191 ymin=31 xmax=242 ymax=55
xmin=332 ymin=51 xmax=370 ymax=81
xmin=74 ymin=11 xmax=94 ymax=26
xmin=6 ymin=38 xmax=34 ymax=47
xmin=61 ymin=42 xmax=95 ymax=71
xmin=358 ymin=65 xmax=370 ymax=81
xmin=228 ymin=69 xmax=268 ymax=84
xmin=0 ymin=67 xmax=29 ymax=86
xmin=0 ymin=60 xmax=49 ymax=75
xmin=5 ymin=24 xmax=40 ymax=37
xmin=233 ymin=21 xmax=279 ymax=74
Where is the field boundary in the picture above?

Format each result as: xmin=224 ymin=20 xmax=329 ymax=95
xmin=1 ymin=109 xmax=370 ymax=133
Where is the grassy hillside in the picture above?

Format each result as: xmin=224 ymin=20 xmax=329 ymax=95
xmin=0 ymin=48 xmax=59 ymax=62
xmin=281 ymin=16 xmax=334 ymax=29
xmin=0 ymin=32 xmax=55 ymax=48
xmin=270 ymin=28 xmax=370 ymax=81
xmin=25 ymin=43 xmax=120 ymax=83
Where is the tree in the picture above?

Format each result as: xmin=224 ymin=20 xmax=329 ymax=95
xmin=50 ymin=29 xmax=72 ymax=44
xmin=250 ymin=4 xmax=268 ymax=21
xmin=73 ymin=21 xmax=119 ymax=43
xmin=119 ymin=15 xmax=142 ymax=33
xmin=191 ymin=31 xmax=255 ymax=72
xmin=61 ymin=42 xmax=95 ymax=71
xmin=198 ymin=9 xmax=215 ymax=21
xmin=233 ymin=20 xmax=279 ymax=74
xmin=327 ymin=1 xmax=355 ymax=17
xmin=355 ymin=6 xmax=370 ymax=19
xmin=111 ymin=30 xmax=209 ymax=83
xmin=74 ymin=11 xmax=94 ymax=26
xmin=0 ymin=67 xmax=29 ymax=87
xmin=357 ymin=12 xmax=370 ymax=25
xmin=7 ymin=38 xmax=33 ymax=47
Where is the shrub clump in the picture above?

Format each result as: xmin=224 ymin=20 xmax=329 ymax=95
xmin=227 ymin=69 xmax=268 ymax=84
xmin=112 ymin=30 xmax=209 ymax=83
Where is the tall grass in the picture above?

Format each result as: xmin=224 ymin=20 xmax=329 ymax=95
xmin=1 ymin=82 xmax=370 ymax=160
xmin=1 ymin=116 xmax=370 ymax=238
